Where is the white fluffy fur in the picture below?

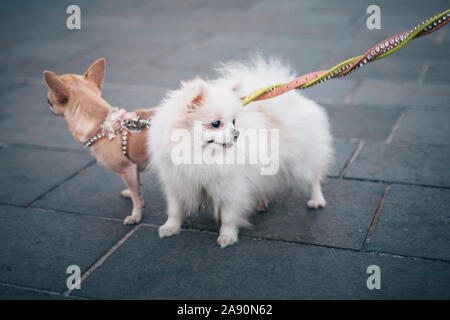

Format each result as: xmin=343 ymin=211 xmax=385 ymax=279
xmin=148 ymin=57 xmax=333 ymax=248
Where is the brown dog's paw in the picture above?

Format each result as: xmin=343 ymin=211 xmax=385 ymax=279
xmin=123 ymin=215 xmax=141 ymax=225
xmin=121 ymin=189 xmax=131 ymax=198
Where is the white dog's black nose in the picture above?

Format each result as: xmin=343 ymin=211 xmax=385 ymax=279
xmin=232 ymin=129 xmax=240 ymax=140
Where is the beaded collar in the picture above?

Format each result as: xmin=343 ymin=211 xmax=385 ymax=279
xmin=84 ymin=107 xmax=150 ymax=157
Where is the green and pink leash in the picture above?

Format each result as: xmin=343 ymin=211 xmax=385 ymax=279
xmin=242 ymin=9 xmax=450 ymax=106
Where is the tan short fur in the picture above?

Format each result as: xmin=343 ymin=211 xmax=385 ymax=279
xmin=43 ymin=58 xmax=156 ymax=224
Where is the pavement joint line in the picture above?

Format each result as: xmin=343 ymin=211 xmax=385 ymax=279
xmin=178 ymin=225 xmax=363 ymax=251
xmin=2 ymin=205 xmax=449 ymax=271
xmin=0 ymin=202 xmax=29 ymax=209
xmin=385 ymin=108 xmax=406 ymax=144
xmin=0 ymin=281 xmax=63 ymax=297
xmin=361 ymin=184 xmax=392 ymax=250
xmin=166 ymin=224 xmax=450 ymax=264
xmin=418 ymin=60 xmax=431 ymax=85
xmin=62 ymin=224 xmax=142 ymax=297
xmin=436 ymin=28 xmax=446 ymax=44
xmin=382 ymin=140 xmax=450 ymax=147
xmin=27 ymin=205 xmax=127 ymax=224
xmin=338 ymin=139 xmax=364 ymax=179
xmin=140 ymin=222 xmax=161 ymax=228
xmin=26 ymin=159 xmax=97 ymax=208
xmin=0 ymin=203 xmax=134 ymax=227
xmin=344 ymin=78 xmax=361 ymax=105
xmin=5 ymin=142 xmax=85 ymax=154
xmin=350 ymin=8 xmax=366 ymax=27
xmin=362 ymin=249 xmax=450 ymax=265
xmin=342 ymin=176 xmax=450 ymax=190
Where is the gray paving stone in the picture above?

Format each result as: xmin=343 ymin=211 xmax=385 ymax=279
xmin=345 ymin=142 xmax=450 ymax=187
xmin=352 ymin=79 xmax=450 ymax=109
xmin=103 ymin=65 xmax=208 ymax=90
xmin=392 ymin=109 xmax=450 ymax=145
xmin=102 ymin=86 xmax=167 ymax=111
xmin=0 ymin=81 xmax=83 ymax=150
xmin=303 ymin=79 xmax=358 ymax=106
xmin=0 ymin=146 xmax=93 ymax=206
xmin=64 ymin=31 xmax=212 ymax=87
xmin=424 ymin=59 xmax=450 ymax=83
xmin=350 ymin=57 xmax=425 ymax=81
xmin=0 ymin=83 xmax=50 ymax=117
xmin=0 ymin=112 xmax=83 ymax=151
xmin=33 ymin=164 xmax=167 ymax=225
xmin=183 ymin=179 xmax=385 ymax=250
xmin=0 ymin=285 xmax=68 ymax=300
xmin=242 ymin=36 xmax=357 ymax=73
xmin=154 ymin=34 xmax=258 ymax=72
xmin=78 ymin=226 xmax=450 ymax=299
xmin=0 ymin=82 xmax=16 ymax=104
xmin=324 ymin=104 xmax=402 ymax=141
xmin=0 ymin=37 xmax=97 ymax=78
xmin=0 ymin=205 xmax=132 ymax=292
xmin=329 ymin=139 xmax=358 ymax=177
xmin=243 ymin=1 xmax=361 ymax=38
xmin=0 ymin=1 xmax=163 ymax=78
xmin=367 ymin=184 xmax=450 ymax=260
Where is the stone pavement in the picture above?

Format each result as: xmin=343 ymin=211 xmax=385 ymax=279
xmin=0 ymin=0 xmax=449 ymax=299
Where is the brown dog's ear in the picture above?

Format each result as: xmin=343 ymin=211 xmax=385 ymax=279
xmin=43 ymin=71 xmax=70 ymax=104
xmin=83 ymin=58 xmax=106 ymax=89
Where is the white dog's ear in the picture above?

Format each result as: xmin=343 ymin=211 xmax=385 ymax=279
xmin=182 ymin=77 xmax=206 ymax=112
xmin=84 ymin=58 xmax=106 ymax=89
xmin=232 ymin=83 xmax=242 ymax=95
xmin=43 ymin=71 xmax=70 ymax=104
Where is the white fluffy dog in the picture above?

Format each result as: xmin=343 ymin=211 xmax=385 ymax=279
xmin=148 ymin=58 xmax=333 ymax=248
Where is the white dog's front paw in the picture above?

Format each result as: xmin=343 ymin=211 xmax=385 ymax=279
xmin=217 ymin=233 xmax=238 ymax=248
xmin=123 ymin=215 xmax=141 ymax=225
xmin=307 ymin=198 xmax=327 ymax=209
xmin=159 ymin=223 xmax=181 ymax=238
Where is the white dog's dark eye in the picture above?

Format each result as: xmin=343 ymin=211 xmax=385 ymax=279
xmin=211 ymin=120 xmax=221 ymax=128
xmin=233 ymin=119 xmax=236 ymax=126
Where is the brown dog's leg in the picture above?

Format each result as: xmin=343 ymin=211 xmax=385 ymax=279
xmin=120 ymin=163 xmax=144 ymax=224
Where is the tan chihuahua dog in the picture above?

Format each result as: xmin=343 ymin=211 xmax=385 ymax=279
xmin=43 ymin=58 xmax=156 ymax=224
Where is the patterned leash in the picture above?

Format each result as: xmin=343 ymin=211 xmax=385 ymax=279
xmin=242 ymin=9 xmax=450 ymax=106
